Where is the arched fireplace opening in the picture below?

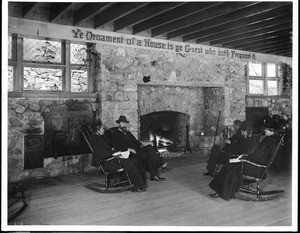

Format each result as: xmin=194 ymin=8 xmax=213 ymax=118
xmin=140 ymin=111 xmax=189 ymax=151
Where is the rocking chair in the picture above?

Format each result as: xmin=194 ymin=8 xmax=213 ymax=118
xmin=82 ymin=129 xmax=133 ymax=193
xmin=236 ymin=133 xmax=286 ymax=201
xmin=8 ymin=183 xmax=28 ymax=222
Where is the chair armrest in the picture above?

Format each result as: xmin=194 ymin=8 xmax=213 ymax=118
xmin=241 ymin=159 xmax=266 ymax=179
xmin=106 ymin=157 xmax=118 ymax=161
xmin=101 ymin=157 xmax=122 ymax=172
xmin=240 ymin=159 xmax=266 ymax=168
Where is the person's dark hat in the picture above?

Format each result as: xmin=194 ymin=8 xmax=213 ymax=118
xmin=233 ymin=120 xmax=242 ymax=126
xmin=95 ymin=119 xmax=103 ymax=126
xmin=263 ymin=116 xmax=277 ymax=130
xmin=272 ymin=114 xmax=281 ymax=124
xmin=116 ymin=115 xmax=129 ymax=124
xmin=241 ymin=121 xmax=253 ymax=131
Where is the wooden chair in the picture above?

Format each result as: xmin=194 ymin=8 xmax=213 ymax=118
xmin=8 ymin=183 xmax=28 ymax=222
xmin=82 ymin=129 xmax=133 ymax=193
xmin=236 ymin=133 xmax=286 ymax=201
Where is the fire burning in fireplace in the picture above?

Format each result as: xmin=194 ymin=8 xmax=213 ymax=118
xmin=140 ymin=111 xmax=191 ymax=155
xmin=149 ymin=131 xmax=174 ymax=147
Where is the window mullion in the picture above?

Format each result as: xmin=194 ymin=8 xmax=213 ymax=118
xmin=277 ymin=64 xmax=282 ymax=95
xmin=88 ymin=44 xmax=94 ymax=93
xmin=64 ymin=41 xmax=70 ymax=92
xmin=16 ymin=35 xmax=23 ymax=92
xmin=263 ymin=63 xmax=267 ymax=95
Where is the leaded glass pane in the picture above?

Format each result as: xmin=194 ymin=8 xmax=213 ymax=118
xmin=267 ymin=63 xmax=276 ymax=77
xmin=249 ymin=79 xmax=264 ymax=94
xmin=248 ymin=62 xmax=262 ymax=76
xmin=8 ymin=66 xmax=14 ymax=92
xmin=23 ymin=38 xmax=61 ymax=63
xmin=8 ymin=36 xmax=12 ymax=60
xmin=71 ymin=70 xmax=88 ymax=92
xmin=70 ymin=43 xmax=87 ymax=64
xmin=24 ymin=67 xmax=62 ymax=90
xmin=267 ymin=80 xmax=278 ymax=95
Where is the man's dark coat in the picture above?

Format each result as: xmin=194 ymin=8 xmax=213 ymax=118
xmin=91 ymin=131 xmax=146 ymax=188
xmin=109 ymin=127 xmax=161 ymax=177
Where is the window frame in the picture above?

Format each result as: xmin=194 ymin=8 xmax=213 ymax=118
xmin=246 ymin=61 xmax=282 ymax=96
xmin=8 ymin=34 xmax=96 ymax=98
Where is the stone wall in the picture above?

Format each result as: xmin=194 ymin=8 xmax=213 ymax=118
xmin=97 ymin=44 xmax=246 ymax=135
xmin=246 ymin=96 xmax=292 ymax=118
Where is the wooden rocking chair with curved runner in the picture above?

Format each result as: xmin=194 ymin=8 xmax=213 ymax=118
xmin=81 ymin=129 xmax=133 ymax=193
xmin=8 ymin=183 xmax=28 ymax=222
xmin=235 ymin=133 xmax=286 ymax=201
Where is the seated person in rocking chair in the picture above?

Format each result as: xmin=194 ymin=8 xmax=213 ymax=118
xmin=208 ymin=117 xmax=281 ymax=200
xmin=110 ymin=115 xmax=166 ymax=181
xmin=204 ymin=120 xmax=244 ymax=177
xmin=91 ymin=119 xmax=148 ymax=192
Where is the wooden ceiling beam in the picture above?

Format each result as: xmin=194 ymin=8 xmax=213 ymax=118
xmin=204 ymin=22 xmax=292 ymax=45
xmin=94 ymin=2 xmax=148 ymax=29
xmin=235 ymin=36 xmax=291 ymax=50
xmin=196 ymin=16 xmax=291 ymax=44
xmin=114 ymin=2 xmax=184 ymax=32
xmin=152 ymin=2 xmax=254 ymax=38
xmin=181 ymin=5 xmax=292 ymax=42
xmin=274 ymin=51 xmax=292 ymax=57
xmin=243 ymin=41 xmax=292 ymax=52
xmin=223 ymin=30 xmax=292 ymax=47
xmin=254 ymin=44 xmax=292 ymax=52
xmin=49 ymin=3 xmax=73 ymax=22
xmin=23 ymin=3 xmax=41 ymax=18
xmin=73 ymin=2 xmax=114 ymax=26
xmin=132 ymin=2 xmax=217 ymax=35
xmin=255 ymin=45 xmax=292 ymax=54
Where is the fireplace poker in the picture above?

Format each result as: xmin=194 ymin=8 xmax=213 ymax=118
xmin=213 ymin=111 xmax=221 ymax=146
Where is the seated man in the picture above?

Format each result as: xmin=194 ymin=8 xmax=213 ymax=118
xmin=91 ymin=119 xmax=147 ymax=192
xmin=204 ymin=120 xmax=243 ymax=177
xmin=238 ymin=121 xmax=261 ymax=155
xmin=208 ymin=117 xmax=281 ymax=200
xmin=110 ymin=115 xmax=166 ymax=181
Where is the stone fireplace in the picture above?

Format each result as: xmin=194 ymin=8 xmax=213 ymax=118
xmin=137 ymin=83 xmax=225 ymax=150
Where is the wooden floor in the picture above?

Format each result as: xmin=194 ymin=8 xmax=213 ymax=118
xmin=6 ymin=154 xmax=295 ymax=230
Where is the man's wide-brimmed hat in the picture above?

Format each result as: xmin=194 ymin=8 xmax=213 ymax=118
xmin=116 ymin=115 xmax=129 ymax=124
xmin=241 ymin=121 xmax=253 ymax=131
xmin=262 ymin=116 xmax=277 ymax=130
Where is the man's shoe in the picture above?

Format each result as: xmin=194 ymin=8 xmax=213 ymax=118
xmin=157 ymin=176 xmax=166 ymax=180
xmin=131 ymin=187 xmax=146 ymax=192
xmin=209 ymin=193 xmax=220 ymax=198
xmin=150 ymin=175 xmax=166 ymax=181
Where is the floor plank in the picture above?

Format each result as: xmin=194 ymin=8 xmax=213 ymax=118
xmin=6 ymin=155 xmax=294 ymax=229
